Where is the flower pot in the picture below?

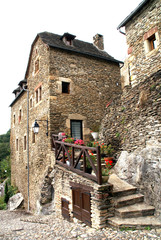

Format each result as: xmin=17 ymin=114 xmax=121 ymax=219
xmin=91 ymin=132 xmax=99 ymax=141
xmin=102 ymin=176 xmax=109 ymax=183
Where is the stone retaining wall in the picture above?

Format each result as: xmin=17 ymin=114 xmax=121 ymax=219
xmin=51 ymin=165 xmax=114 ymax=228
xmin=100 ymin=70 xmax=161 ymax=217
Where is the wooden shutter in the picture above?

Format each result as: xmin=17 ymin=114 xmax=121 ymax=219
xmin=61 ymin=198 xmax=70 ymax=220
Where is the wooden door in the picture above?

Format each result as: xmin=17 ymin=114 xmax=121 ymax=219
xmin=72 ymin=188 xmax=91 ymax=226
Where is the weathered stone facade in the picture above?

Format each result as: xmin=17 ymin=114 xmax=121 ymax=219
xmin=10 ymin=32 xmax=121 ymax=212
xmin=119 ymin=0 xmax=161 ymax=87
xmin=100 ymin=70 xmax=161 ymax=216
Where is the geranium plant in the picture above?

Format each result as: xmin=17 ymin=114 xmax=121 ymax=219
xmin=74 ymin=139 xmax=84 ymax=145
xmin=62 ymin=137 xmax=74 ymax=143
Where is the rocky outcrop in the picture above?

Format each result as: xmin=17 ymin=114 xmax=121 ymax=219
xmin=114 ymin=139 xmax=161 ymax=218
xmin=8 ymin=193 xmax=24 ymax=211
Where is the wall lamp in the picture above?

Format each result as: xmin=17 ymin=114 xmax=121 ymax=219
xmin=33 ymin=118 xmax=48 ymax=136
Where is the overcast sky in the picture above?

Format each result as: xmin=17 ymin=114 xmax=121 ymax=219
xmin=0 ymin=0 xmax=142 ymax=135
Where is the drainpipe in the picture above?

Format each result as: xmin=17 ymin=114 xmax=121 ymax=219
xmin=23 ymin=85 xmax=30 ymax=212
xmin=118 ymin=28 xmax=126 ymax=35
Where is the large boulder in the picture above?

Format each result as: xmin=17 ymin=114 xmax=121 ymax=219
xmin=114 ymin=140 xmax=161 ymax=218
xmin=8 ymin=193 xmax=24 ymax=211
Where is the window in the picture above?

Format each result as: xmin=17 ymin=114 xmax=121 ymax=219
xmin=62 ymin=82 xmax=70 ymax=94
xmin=144 ymin=27 xmax=158 ymax=54
xmin=36 ymin=89 xmax=38 ymax=104
xmin=13 ymin=114 xmax=16 ymax=125
xmin=18 ymin=109 xmax=21 ymax=123
xmin=30 ymin=98 xmax=33 ymax=108
xmin=39 ymin=86 xmax=42 ymax=101
xmin=35 ymin=58 xmax=39 ymax=74
xmin=16 ymin=139 xmax=18 ymax=151
xmin=71 ymin=120 xmax=83 ymax=140
xmin=149 ymin=34 xmax=156 ymax=50
xmin=24 ymin=136 xmax=27 ymax=150
xmin=35 ymin=83 xmax=42 ymax=104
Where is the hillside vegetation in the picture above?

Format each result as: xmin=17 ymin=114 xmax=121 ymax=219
xmin=0 ymin=130 xmax=10 ymax=182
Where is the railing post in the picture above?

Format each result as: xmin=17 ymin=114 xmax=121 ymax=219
xmin=97 ymin=146 xmax=102 ymax=185
xmin=62 ymin=143 xmax=65 ymax=163
xmin=83 ymin=150 xmax=86 ymax=172
xmin=71 ymin=146 xmax=74 ymax=167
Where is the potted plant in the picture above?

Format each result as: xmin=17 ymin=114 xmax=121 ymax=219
xmin=104 ymin=144 xmax=114 ymax=166
xmin=102 ymin=167 xmax=110 ymax=183
xmin=86 ymin=153 xmax=96 ymax=174
xmin=62 ymin=136 xmax=74 ymax=143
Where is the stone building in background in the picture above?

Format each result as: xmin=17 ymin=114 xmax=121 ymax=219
xmin=118 ymin=0 xmax=161 ymax=88
xmin=10 ymin=32 xmax=121 ymax=213
xmin=99 ymin=0 xmax=161 ymax=219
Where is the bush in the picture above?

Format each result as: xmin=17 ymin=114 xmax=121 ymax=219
xmin=0 ymin=196 xmax=7 ymax=210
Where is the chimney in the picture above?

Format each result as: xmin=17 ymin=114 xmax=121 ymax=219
xmin=93 ymin=34 xmax=104 ymax=50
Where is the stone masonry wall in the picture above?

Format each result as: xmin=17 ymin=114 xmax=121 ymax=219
xmin=124 ymin=0 xmax=161 ymax=87
xmin=49 ymin=48 xmax=121 ymax=140
xmin=11 ymin=37 xmax=55 ymax=211
xmin=51 ymin=164 xmax=114 ymax=229
xmin=11 ymin=35 xmax=121 ymax=211
xmin=100 ymin=70 xmax=161 ymax=216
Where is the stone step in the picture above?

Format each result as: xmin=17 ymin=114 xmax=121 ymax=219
xmin=115 ymin=193 xmax=144 ymax=208
xmin=115 ymin=203 xmax=155 ymax=218
xmin=108 ymin=174 xmax=137 ymax=197
xmin=108 ymin=216 xmax=161 ymax=229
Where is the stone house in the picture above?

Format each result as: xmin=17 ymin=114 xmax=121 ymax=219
xmin=99 ymin=0 xmax=161 ymax=225
xmin=10 ymin=32 xmax=122 ymax=227
xmin=117 ymin=0 xmax=161 ymax=88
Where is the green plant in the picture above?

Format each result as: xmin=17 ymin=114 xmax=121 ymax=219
xmin=104 ymin=144 xmax=114 ymax=157
xmin=115 ymin=132 xmax=120 ymax=138
xmin=62 ymin=137 xmax=74 ymax=143
xmin=85 ymin=153 xmax=96 ymax=168
xmin=144 ymin=226 xmax=151 ymax=230
xmin=102 ymin=168 xmax=110 ymax=176
xmin=4 ymin=182 xmax=9 ymax=203
xmin=86 ymin=141 xmax=93 ymax=147
xmin=0 ymin=196 xmax=7 ymax=210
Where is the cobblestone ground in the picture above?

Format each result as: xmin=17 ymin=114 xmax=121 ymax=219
xmin=0 ymin=210 xmax=161 ymax=240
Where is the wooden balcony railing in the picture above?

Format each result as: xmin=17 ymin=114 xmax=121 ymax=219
xmin=52 ymin=134 xmax=102 ymax=185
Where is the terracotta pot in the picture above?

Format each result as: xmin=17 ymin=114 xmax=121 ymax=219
xmin=102 ymin=175 xmax=109 ymax=183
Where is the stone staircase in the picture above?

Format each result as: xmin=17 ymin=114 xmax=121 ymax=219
xmin=108 ymin=174 xmax=161 ymax=229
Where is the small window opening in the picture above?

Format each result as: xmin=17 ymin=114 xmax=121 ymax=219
xmin=30 ymin=98 xmax=33 ymax=108
xmin=149 ymin=34 xmax=156 ymax=50
xmin=36 ymin=90 xmax=38 ymax=104
xmin=39 ymin=86 xmax=42 ymax=101
xmin=19 ymin=109 xmax=21 ymax=123
xmin=24 ymin=136 xmax=27 ymax=150
xmin=16 ymin=139 xmax=18 ymax=151
xmin=14 ymin=114 xmax=16 ymax=125
xmin=62 ymin=82 xmax=70 ymax=94
xmin=35 ymin=58 xmax=39 ymax=73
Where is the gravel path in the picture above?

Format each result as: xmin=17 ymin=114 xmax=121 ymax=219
xmin=0 ymin=210 xmax=161 ymax=240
